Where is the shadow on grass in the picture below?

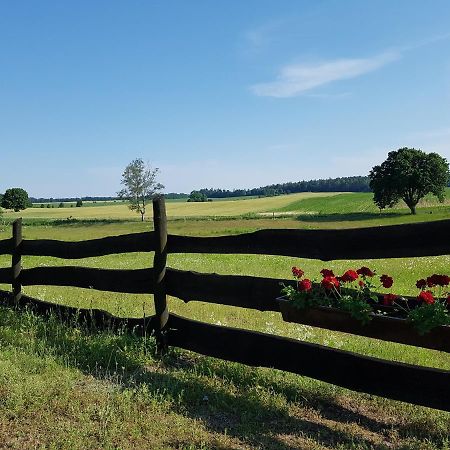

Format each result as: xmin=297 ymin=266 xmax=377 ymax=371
xmin=293 ymin=211 xmax=408 ymax=223
xmin=2 ymin=305 xmax=448 ymax=449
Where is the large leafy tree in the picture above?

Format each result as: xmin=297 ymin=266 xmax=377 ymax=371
xmin=369 ymin=148 xmax=449 ymax=215
xmin=118 ymin=158 xmax=164 ymax=221
xmin=1 ymin=188 xmax=30 ymax=212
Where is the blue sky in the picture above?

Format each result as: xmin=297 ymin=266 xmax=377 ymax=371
xmin=1 ymin=0 xmax=450 ymax=197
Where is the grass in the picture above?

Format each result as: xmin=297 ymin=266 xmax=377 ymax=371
xmin=0 ymin=194 xmax=449 ymax=448
xmin=4 ymin=192 xmax=338 ymax=221
xmin=277 ymin=189 xmax=450 ymax=215
xmin=1 ymin=306 xmax=449 ymax=449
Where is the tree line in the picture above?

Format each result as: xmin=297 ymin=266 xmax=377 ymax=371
xmin=196 ymin=176 xmax=371 ymax=199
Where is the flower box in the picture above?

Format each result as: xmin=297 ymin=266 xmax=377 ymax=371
xmin=276 ymin=296 xmax=450 ymax=353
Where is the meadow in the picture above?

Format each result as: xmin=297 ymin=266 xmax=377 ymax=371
xmin=0 ymin=191 xmax=449 ymax=449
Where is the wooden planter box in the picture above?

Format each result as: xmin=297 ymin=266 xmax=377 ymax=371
xmin=276 ymin=297 xmax=450 ymax=353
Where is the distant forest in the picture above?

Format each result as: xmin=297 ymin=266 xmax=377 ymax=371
xmin=29 ymin=196 xmax=120 ymax=203
xmin=196 ymin=176 xmax=371 ymax=199
xmin=29 ymin=176 xmax=371 ymax=202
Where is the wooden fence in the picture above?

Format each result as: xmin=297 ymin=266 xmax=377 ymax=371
xmin=0 ymin=198 xmax=449 ymax=412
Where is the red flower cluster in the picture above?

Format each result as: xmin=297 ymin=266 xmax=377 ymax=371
xmin=321 ymin=276 xmax=340 ymax=290
xmin=285 ymin=265 xmax=449 ymax=332
xmin=380 ymin=275 xmax=393 ymax=289
xmin=383 ymin=293 xmax=398 ymax=306
xmin=418 ymin=290 xmax=435 ymax=304
xmin=357 ymin=266 xmax=375 ymax=277
xmin=298 ymin=278 xmax=312 ymax=292
xmin=426 ymin=274 xmax=450 ymax=287
xmin=320 ymin=269 xmax=334 ymax=278
xmin=416 ymin=279 xmax=427 ymax=289
xmin=292 ymin=267 xmax=304 ymax=278
xmin=415 ymin=273 xmax=449 ymax=305
xmin=340 ymin=269 xmax=359 ymax=283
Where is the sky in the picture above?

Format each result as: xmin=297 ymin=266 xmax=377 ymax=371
xmin=1 ymin=0 xmax=450 ymax=197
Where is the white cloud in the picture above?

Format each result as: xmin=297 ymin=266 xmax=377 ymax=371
xmin=251 ymin=51 xmax=399 ymax=98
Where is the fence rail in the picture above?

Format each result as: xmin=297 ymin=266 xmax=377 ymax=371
xmin=20 ymin=266 xmax=155 ymax=293
xmin=168 ymin=314 xmax=449 ymax=412
xmin=167 ymin=220 xmax=450 ymax=260
xmin=0 ymin=201 xmax=449 ymax=411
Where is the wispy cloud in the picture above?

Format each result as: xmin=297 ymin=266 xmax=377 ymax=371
xmin=250 ymin=32 xmax=450 ymax=98
xmin=251 ymin=51 xmax=399 ymax=98
xmin=243 ymin=18 xmax=291 ymax=54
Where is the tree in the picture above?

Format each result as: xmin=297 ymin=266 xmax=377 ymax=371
xmin=76 ymin=199 xmax=83 ymax=207
xmin=1 ymin=188 xmax=30 ymax=212
xmin=369 ymin=148 xmax=449 ymax=215
xmin=118 ymin=158 xmax=164 ymax=221
xmin=187 ymin=190 xmax=208 ymax=202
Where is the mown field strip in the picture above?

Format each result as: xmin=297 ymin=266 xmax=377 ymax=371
xmin=3 ymin=192 xmax=340 ymax=220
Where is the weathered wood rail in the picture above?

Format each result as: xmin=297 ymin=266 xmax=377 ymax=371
xmin=0 ymin=199 xmax=449 ymax=411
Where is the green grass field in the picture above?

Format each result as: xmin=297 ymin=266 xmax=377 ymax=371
xmin=0 ymin=192 xmax=449 ymax=449
xmin=4 ymin=192 xmax=340 ymax=221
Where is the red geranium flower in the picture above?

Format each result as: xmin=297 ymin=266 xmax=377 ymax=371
xmin=417 ymin=290 xmax=435 ymax=304
xmin=380 ymin=274 xmax=393 ymax=289
xmin=416 ymin=279 xmax=427 ymax=289
xmin=357 ymin=266 xmax=375 ymax=277
xmin=321 ymin=276 xmax=340 ymax=290
xmin=298 ymin=279 xmax=312 ymax=292
xmin=383 ymin=293 xmax=398 ymax=306
xmin=427 ymin=274 xmax=450 ymax=287
xmin=341 ymin=270 xmax=359 ymax=283
xmin=320 ymin=268 xmax=334 ymax=278
xmin=358 ymin=280 xmax=365 ymax=288
xmin=292 ymin=267 xmax=304 ymax=278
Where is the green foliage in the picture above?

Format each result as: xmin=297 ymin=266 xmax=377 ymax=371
xmin=117 ymin=158 xmax=164 ymax=221
xmin=58 ymin=202 xmax=65 ymax=208
xmin=76 ymin=199 xmax=83 ymax=207
xmin=337 ymin=294 xmax=373 ymax=325
xmin=369 ymin=148 xmax=450 ymax=214
xmin=282 ymin=282 xmax=374 ymax=325
xmin=408 ymin=302 xmax=450 ymax=335
xmin=187 ymin=191 xmax=208 ymax=202
xmin=1 ymin=188 xmax=30 ymax=212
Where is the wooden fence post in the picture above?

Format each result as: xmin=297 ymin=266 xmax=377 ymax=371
xmin=152 ymin=196 xmax=169 ymax=351
xmin=12 ymin=219 xmax=23 ymax=304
